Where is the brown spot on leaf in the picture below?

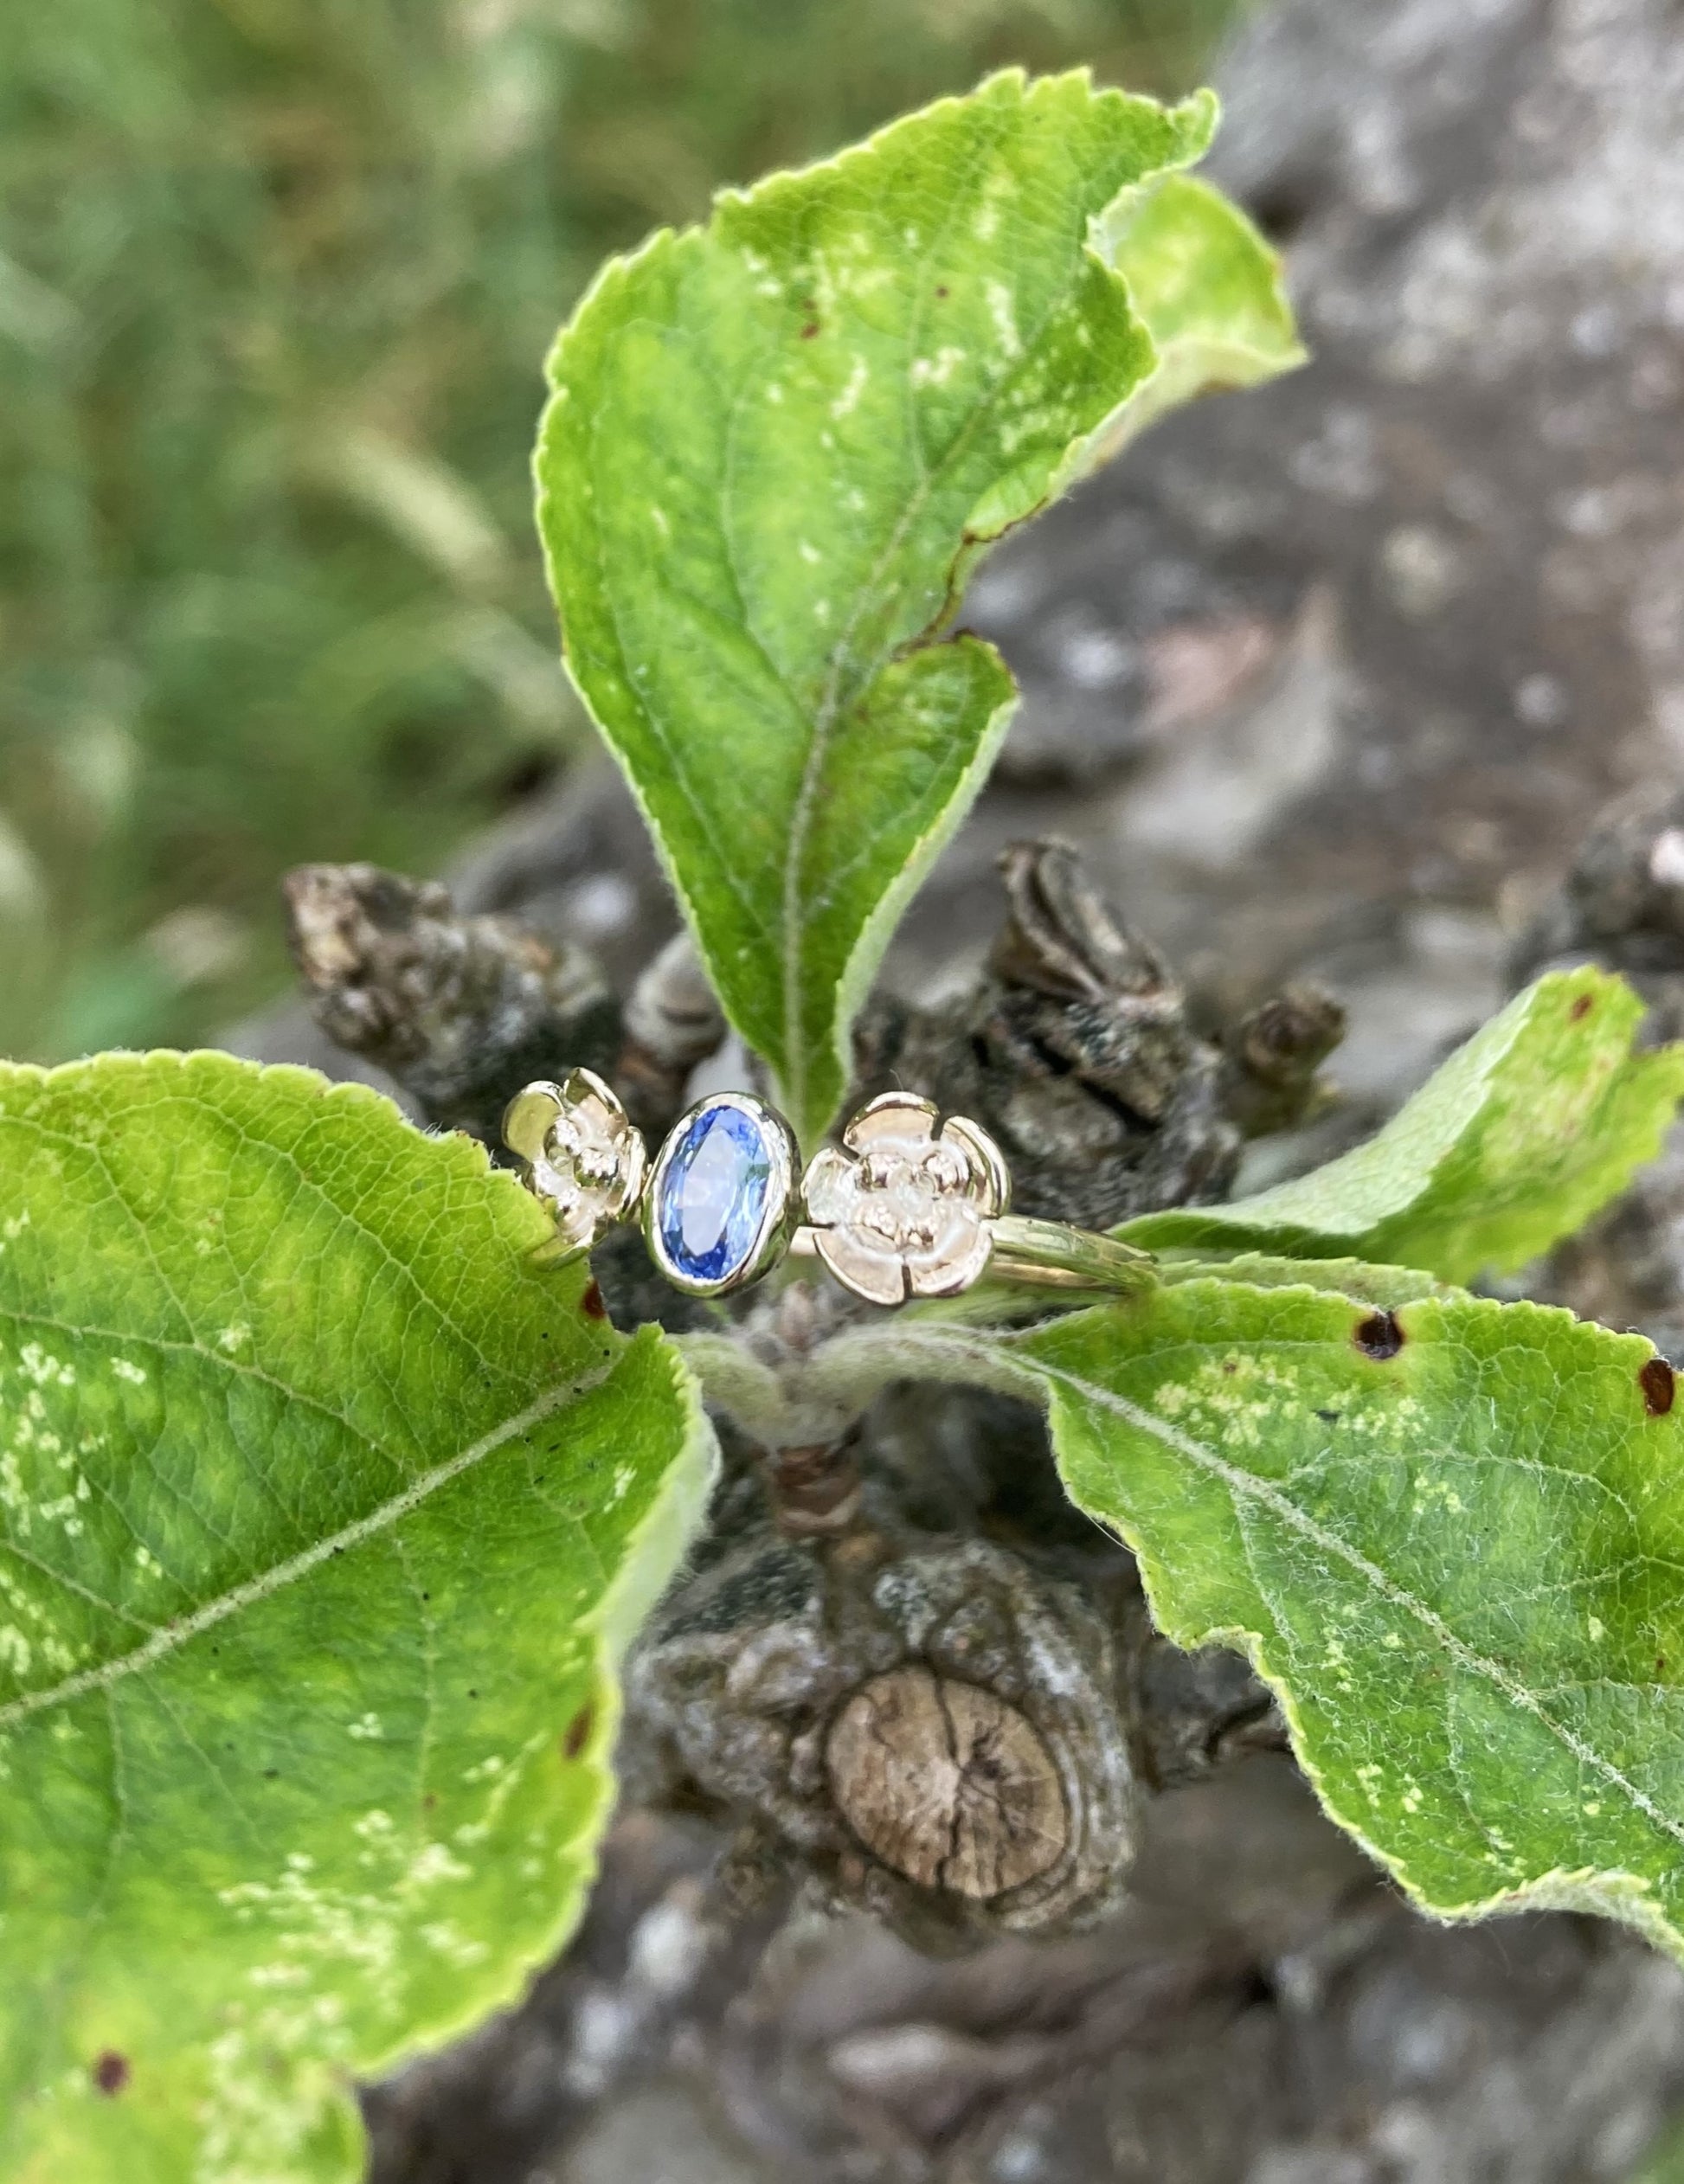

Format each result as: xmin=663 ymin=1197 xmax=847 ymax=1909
xmin=93 ymin=2052 xmax=130 ymax=2097
xmin=580 ymin=1280 xmax=607 ymax=1320
xmin=562 ymin=1703 xmax=595 ymax=1760
xmin=1570 ymin=992 xmax=1594 ymax=1022
xmin=1641 ymin=1357 xmax=1675 ymax=1416
xmin=800 ymin=319 xmax=820 ymax=339
xmin=1353 ymin=1309 xmax=1405 ymax=1360
xmin=935 ymin=284 xmax=950 ymax=299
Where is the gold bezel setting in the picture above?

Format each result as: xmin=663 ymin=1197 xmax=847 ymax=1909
xmin=643 ymin=1090 xmax=800 ymax=1298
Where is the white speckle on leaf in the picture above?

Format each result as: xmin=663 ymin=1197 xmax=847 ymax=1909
xmin=409 ymin=1842 xmax=471 ymax=1888
xmin=112 ymin=1358 xmax=148 ymax=1386
xmin=909 ymin=346 xmax=966 ymax=389
xmin=1153 ymin=1353 xmax=1304 ymax=1450
xmin=986 ymin=280 xmax=1021 ymax=358
xmin=218 ymin=1324 xmax=251 ymax=1354
xmin=996 ymin=411 xmax=1047 ymax=457
xmin=346 ymin=1713 xmax=383 ymax=1741
xmin=832 ymin=357 xmax=868 ymax=419
xmin=19 ymin=1344 xmax=74 ymax=1389
xmin=0 ymin=1452 xmax=28 ymax=1532
xmin=247 ymin=1961 xmax=309 ymax=1991
xmin=202 ymin=1796 xmax=496 ymax=2179
xmin=798 ymin=540 xmax=821 ymax=566
xmin=765 ymin=381 xmax=783 ymax=405
xmin=420 ymin=1919 xmax=488 ymax=1966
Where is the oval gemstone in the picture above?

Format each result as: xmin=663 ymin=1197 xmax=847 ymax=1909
xmin=657 ymin=1102 xmax=775 ymax=1286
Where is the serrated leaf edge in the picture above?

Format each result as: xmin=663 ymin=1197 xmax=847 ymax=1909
xmin=871 ymin=1288 xmax=1684 ymax=1959
xmin=354 ymin=1331 xmax=719 ymax=2083
xmin=0 ymin=1047 xmax=553 ymax=1243
xmin=537 ymin=71 xmax=1241 ymax=1144
xmin=0 ymin=1051 xmax=722 ymax=2107
xmin=1118 ymin=967 xmax=1684 ymax=1284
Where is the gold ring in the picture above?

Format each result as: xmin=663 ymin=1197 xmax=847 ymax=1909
xmin=503 ymin=1080 xmax=1153 ymax=1304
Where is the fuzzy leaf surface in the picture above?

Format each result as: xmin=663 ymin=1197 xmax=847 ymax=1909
xmin=536 ymin=68 xmax=1299 ymax=1144
xmin=0 ymin=1053 xmax=713 ymax=2184
xmin=892 ymin=1283 xmax=1684 ymax=1956
xmin=1123 ymin=967 xmax=1684 ymax=1282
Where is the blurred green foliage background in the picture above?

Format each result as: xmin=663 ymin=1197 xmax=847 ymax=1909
xmin=0 ymin=0 xmax=1237 ymax=1063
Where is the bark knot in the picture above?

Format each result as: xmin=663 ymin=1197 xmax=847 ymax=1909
xmin=826 ymin=1667 xmax=1069 ymax=1900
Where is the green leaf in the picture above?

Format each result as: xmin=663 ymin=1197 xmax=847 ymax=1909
xmin=1087 ymin=170 xmax=1304 ymax=455
xmin=1157 ymin=1254 xmax=1461 ymax=1310
xmin=890 ymin=1282 xmax=1684 ymax=1957
xmin=536 ymin=68 xmax=1301 ymax=1146
xmin=1123 ymin=967 xmax=1684 ymax=1283
xmin=1636 ymin=2117 xmax=1684 ymax=2184
xmin=0 ymin=1052 xmax=714 ymax=2184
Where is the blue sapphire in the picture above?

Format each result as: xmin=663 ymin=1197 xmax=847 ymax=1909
xmin=656 ymin=1101 xmax=776 ymax=1287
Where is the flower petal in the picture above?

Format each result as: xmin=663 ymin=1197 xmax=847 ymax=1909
xmin=907 ymin=1223 xmax=993 ymax=1298
xmin=803 ymin=1143 xmax=858 ymax=1227
xmin=845 ymin=1093 xmax=940 ymax=1154
xmin=814 ymin=1226 xmax=907 ymax=1307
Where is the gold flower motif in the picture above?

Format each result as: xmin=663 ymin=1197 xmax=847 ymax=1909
xmin=801 ymin=1093 xmax=1010 ymax=1306
xmin=502 ymin=1069 xmax=646 ymax=1256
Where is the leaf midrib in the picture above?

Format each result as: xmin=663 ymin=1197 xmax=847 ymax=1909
xmin=0 ymin=1359 xmax=617 ymax=1734
xmin=892 ymin=1324 xmax=1684 ymax=1858
xmin=773 ymin=112 xmax=1108 ymax=1117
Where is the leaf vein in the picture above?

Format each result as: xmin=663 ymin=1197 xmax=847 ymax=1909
xmin=0 ymin=1360 xmax=619 ymax=1735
